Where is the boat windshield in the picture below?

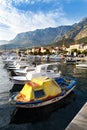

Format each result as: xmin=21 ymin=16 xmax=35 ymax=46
xmin=47 ymin=64 xmax=59 ymax=73
xmin=34 ymin=89 xmax=45 ymax=99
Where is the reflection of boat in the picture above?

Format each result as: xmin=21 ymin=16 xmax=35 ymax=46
xmin=76 ymin=62 xmax=87 ymax=68
xmin=10 ymin=76 xmax=76 ymax=108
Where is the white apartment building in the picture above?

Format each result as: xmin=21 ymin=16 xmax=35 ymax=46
xmin=66 ymin=44 xmax=87 ymax=52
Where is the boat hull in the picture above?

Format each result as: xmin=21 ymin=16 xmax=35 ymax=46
xmin=10 ymin=91 xmax=75 ymax=123
xmin=76 ymin=64 xmax=87 ymax=68
xmin=10 ymin=84 xmax=76 ymax=108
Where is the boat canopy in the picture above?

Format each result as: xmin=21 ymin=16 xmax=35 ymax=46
xmin=14 ymin=76 xmax=62 ymax=102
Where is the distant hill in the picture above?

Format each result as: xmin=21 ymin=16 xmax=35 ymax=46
xmin=0 ymin=17 xmax=87 ymax=50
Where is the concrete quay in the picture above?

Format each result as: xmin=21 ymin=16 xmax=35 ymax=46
xmin=66 ymin=102 xmax=87 ymax=130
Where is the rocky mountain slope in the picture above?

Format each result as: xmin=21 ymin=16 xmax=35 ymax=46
xmin=53 ymin=17 xmax=87 ymax=47
xmin=0 ymin=17 xmax=87 ymax=50
xmin=64 ymin=17 xmax=87 ymax=41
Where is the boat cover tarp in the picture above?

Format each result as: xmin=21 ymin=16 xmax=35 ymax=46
xmin=14 ymin=76 xmax=62 ymax=102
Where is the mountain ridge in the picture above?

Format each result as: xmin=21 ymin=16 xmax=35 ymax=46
xmin=0 ymin=17 xmax=87 ymax=50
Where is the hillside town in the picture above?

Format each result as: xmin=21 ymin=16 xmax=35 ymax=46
xmin=1 ymin=43 xmax=87 ymax=58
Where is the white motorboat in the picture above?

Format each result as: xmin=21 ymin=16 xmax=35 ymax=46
xmin=14 ymin=66 xmax=36 ymax=76
xmin=64 ymin=57 xmax=80 ymax=65
xmin=76 ymin=62 xmax=87 ymax=68
xmin=10 ymin=63 xmax=61 ymax=85
xmin=6 ymin=59 xmax=33 ymax=71
xmin=49 ymin=54 xmax=62 ymax=61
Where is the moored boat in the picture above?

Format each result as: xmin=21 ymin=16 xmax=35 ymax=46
xmin=14 ymin=66 xmax=36 ymax=76
xmin=76 ymin=62 xmax=87 ymax=68
xmin=10 ymin=76 xmax=76 ymax=108
xmin=64 ymin=56 xmax=80 ymax=65
xmin=10 ymin=63 xmax=61 ymax=85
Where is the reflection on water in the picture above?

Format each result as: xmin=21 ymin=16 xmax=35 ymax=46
xmin=0 ymin=92 xmax=14 ymax=128
xmin=0 ymin=92 xmax=9 ymax=105
xmin=73 ymin=67 xmax=87 ymax=77
xmin=0 ymin=58 xmax=87 ymax=130
xmin=73 ymin=66 xmax=87 ymax=96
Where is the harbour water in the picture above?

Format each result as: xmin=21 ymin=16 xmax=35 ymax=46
xmin=0 ymin=56 xmax=87 ymax=130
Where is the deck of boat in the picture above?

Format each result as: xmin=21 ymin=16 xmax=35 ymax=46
xmin=66 ymin=102 xmax=87 ymax=130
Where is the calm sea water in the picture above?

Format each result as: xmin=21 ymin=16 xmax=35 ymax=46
xmin=0 ymin=56 xmax=87 ymax=130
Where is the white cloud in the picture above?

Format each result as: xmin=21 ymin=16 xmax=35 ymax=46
xmin=0 ymin=0 xmax=75 ymax=41
xmin=12 ymin=0 xmax=59 ymax=4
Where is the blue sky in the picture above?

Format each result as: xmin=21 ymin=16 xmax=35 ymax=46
xmin=0 ymin=0 xmax=87 ymax=41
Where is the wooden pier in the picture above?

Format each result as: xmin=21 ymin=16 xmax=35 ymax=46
xmin=66 ymin=102 xmax=87 ymax=130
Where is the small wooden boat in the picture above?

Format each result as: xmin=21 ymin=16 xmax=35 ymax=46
xmin=10 ymin=76 xmax=76 ymax=108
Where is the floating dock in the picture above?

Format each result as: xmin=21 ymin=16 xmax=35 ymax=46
xmin=66 ymin=102 xmax=87 ymax=130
